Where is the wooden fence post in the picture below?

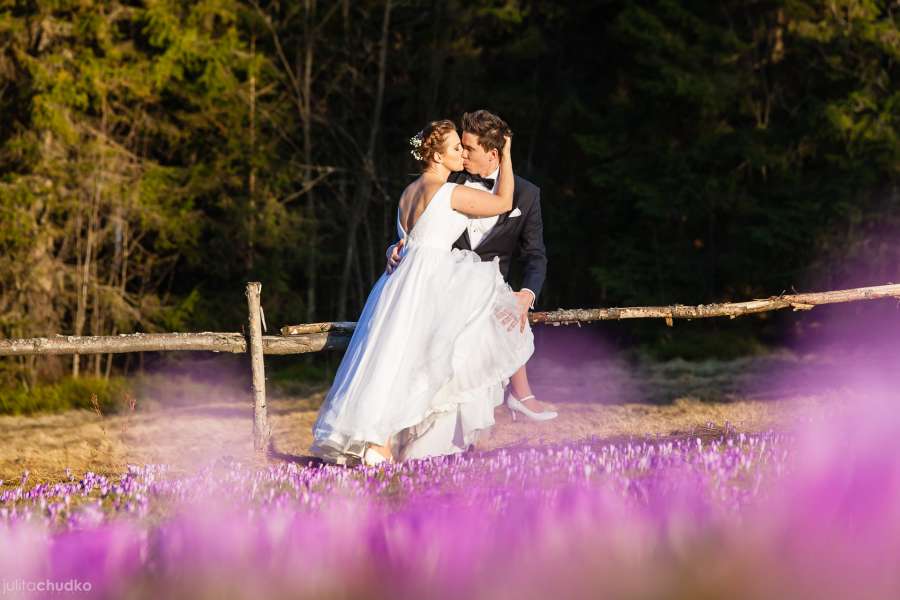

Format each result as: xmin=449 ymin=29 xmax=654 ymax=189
xmin=246 ymin=282 xmax=270 ymax=453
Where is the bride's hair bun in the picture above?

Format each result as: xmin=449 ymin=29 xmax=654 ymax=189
xmin=410 ymin=119 xmax=456 ymax=170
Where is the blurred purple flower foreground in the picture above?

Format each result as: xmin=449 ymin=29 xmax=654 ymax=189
xmin=2 ymin=401 xmax=900 ymax=599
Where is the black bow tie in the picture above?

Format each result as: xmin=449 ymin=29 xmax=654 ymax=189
xmin=461 ymin=172 xmax=496 ymax=188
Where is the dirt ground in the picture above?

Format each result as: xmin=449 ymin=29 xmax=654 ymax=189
xmin=2 ymin=347 xmax=859 ymax=487
xmin=0 ymin=390 xmax=832 ymax=487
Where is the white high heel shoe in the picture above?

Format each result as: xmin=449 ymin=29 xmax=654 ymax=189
xmin=362 ymin=446 xmax=392 ymax=466
xmin=507 ymin=394 xmax=558 ymax=422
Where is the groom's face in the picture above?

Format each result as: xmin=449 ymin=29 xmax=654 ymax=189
xmin=461 ymin=132 xmax=498 ymax=177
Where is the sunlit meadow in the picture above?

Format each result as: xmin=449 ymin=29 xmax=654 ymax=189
xmin=3 ymin=305 xmax=900 ymax=599
xmin=3 ymin=384 xmax=900 ymax=599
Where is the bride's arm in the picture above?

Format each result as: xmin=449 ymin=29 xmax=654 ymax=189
xmin=450 ymin=136 xmax=513 ymax=218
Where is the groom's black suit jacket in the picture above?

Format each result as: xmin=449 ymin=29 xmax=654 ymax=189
xmin=449 ymin=171 xmax=547 ymax=304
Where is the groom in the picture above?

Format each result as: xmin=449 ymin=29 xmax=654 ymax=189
xmin=387 ymin=109 xmax=553 ymax=417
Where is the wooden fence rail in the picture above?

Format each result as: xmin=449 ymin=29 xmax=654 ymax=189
xmin=0 ymin=331 xmax=350 ymax=356
xmin=1 ymin=281 xmax=898 ymax=452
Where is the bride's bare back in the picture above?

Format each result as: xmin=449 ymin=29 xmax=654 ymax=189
xmin=399 ymin=177 xmax=445 ymax=234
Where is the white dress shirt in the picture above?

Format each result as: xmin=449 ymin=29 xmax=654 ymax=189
xmin=461 ymin=167 xmax=535 ymax=309
xmin=463 ymin=167 xmax=501 ymax=249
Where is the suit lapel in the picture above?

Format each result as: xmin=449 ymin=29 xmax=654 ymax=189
xmin=477 ymin=188 xmax=519 ymax=248
xmin=476 ymin=217 xmax=505 ymax=249
xmin=459 ymin=228 xmax=472 ymax=249
xmin=494 ymin=209 xmax=512 ymax=228
xmin=451 ymin=170 xmax=519 ymax=250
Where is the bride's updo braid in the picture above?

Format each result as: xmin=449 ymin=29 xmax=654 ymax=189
xmin=409 ymin=119 xmax=456 ymax=170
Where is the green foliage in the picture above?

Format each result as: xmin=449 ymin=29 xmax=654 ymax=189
xmin=640 ymin=327 xmax=770 ymax=362
xmin=157 ymin=288 xmax=202 ymax=332
xmin=563 ymin=0 xmax=899 ymax=311
xmin=0 ymin=0 xmax=898 ymax=390
xmin=267 ymin=357 xmax=334 ymax=393
xmin=0 ymin=376 xmax=131 ymax=415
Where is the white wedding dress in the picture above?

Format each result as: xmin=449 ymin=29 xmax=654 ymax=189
xmin=311 ymin=182 xmax=534 ymax=462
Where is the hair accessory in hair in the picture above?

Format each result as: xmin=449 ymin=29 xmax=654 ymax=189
xmin=409 ymin=130 xmax=424 ymax=161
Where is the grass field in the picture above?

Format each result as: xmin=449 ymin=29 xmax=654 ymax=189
xmin=2 ymin=349 xmax=896 ymax=599
xmin=0 ymin=349 xmax=847 ymax=487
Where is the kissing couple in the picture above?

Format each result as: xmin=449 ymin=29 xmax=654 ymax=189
xmin=311 ymin=110 xmax=555 ymax=466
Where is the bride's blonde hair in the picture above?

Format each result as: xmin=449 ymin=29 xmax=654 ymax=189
xmin=410 ymin=120 xmax=456 ymax=171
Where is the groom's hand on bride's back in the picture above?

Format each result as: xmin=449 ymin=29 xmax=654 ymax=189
xmin=385 ymin=239 xmax=405 ymax=274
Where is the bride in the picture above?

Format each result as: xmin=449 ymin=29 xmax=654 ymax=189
xmin=311 ymin=119 xmax=534 ymax=465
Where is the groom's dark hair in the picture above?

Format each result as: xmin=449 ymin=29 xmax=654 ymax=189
xmin=461 ymin=110 xmax=512 ymax=157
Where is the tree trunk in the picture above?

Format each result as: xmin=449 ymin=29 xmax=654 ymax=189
xmin=246 ymin=32 xmax=257 ymax=271
xmin=425 ymin=0 xmax=448 ymax=118
xmin=72 ymin=179 xmax=99 ymax=377
xmin=303 ymin=0 xmax=318 ymax=323
xmin=336 ymin=0 xmax=392 ymax=320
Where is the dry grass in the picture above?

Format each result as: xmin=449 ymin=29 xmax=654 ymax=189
xmin=0 ymin=388 xmax=833 ymax=488
xmin=2 ymin=350 xmax=858 ymax=488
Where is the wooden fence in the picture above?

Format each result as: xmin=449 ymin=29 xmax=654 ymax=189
xmin=2 ymin=282 xmax=898 ymax=452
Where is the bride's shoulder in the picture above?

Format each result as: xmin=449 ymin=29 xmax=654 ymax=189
xmin=419 ymin=175 xmax=449 ymax=198
xmin=401 ymin=177 xmax=420 ymax=195
xmin=399 ymin=178 xmax=421 ymax=206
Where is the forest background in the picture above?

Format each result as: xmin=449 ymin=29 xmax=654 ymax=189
xmin=0 ymin=0 xmax=897 ymax=408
